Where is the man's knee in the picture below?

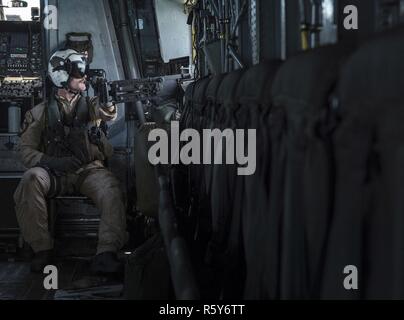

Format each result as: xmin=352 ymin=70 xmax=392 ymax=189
xmin=99 ymin=175 xmax=124 ymax=204
xmin=101 ymin=170 xmax=121 ymax=189
xmin=15 ymin=168 xmax=51 ymax=200
xmin=92 ymin=172 xmax=125 ymax=207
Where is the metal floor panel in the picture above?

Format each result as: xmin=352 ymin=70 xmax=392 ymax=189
xmin=0 ymin=259 xmax=123 ymax=300
xmin=0 ymin=261 xmax=49 ymax=300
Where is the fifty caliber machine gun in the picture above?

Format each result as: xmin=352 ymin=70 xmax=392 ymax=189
xmin=87 ymin=69 xmax=183 ymax=124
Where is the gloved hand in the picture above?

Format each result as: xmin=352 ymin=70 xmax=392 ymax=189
xmin=98 ymin=102 xmax=117 ymax=121
xmin=39 ymin=155 xmax=83 ymax=173
xmin=101 ymin=101 xmax=115 ymax=110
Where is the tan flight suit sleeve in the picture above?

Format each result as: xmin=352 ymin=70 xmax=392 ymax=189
xmin=18 ymin=103 xmax=46 ymax=169
xmin=88 ymin=96 xmax=118 ymax=122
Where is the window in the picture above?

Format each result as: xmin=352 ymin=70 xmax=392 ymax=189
xmin=1 ymin=0 xmax=40 ymax=22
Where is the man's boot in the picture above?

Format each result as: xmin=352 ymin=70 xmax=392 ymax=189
xmin=31 ymin=250 xmax=53 ymax=273
xmin=91 ymin=251 xmax=123 ymax=274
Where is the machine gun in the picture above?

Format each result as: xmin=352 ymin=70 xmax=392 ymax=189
xmin=87 ymin=69 xmax=184 ymax=123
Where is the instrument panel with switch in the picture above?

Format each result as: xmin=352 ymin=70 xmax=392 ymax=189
xmin=0 ymin=22 xmax=43 ymax=77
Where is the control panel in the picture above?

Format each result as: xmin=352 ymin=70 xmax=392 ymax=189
xmin=0 ymin=21 xmax=45 ymax=133
xmin=0 ymin=22 xmax=43 ymax=76
xmin=0 ymin=77 xmax=43 ymax=99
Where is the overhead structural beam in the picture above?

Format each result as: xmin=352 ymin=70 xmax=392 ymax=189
xmin=117 ymin=0 xmax=144 ymax=123
xmin=117 ymin=0 xmax=141 ymax=80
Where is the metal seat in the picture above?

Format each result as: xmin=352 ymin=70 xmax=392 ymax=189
xmin=48 ymin=195 xmax=100 ymax=257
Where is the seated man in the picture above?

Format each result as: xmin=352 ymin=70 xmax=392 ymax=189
xmin=14 ymin=48 xmax=128 ymax=273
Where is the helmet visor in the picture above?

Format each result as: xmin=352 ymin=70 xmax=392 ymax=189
xmin=70 ymin=60 xmax=89 ymax=79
